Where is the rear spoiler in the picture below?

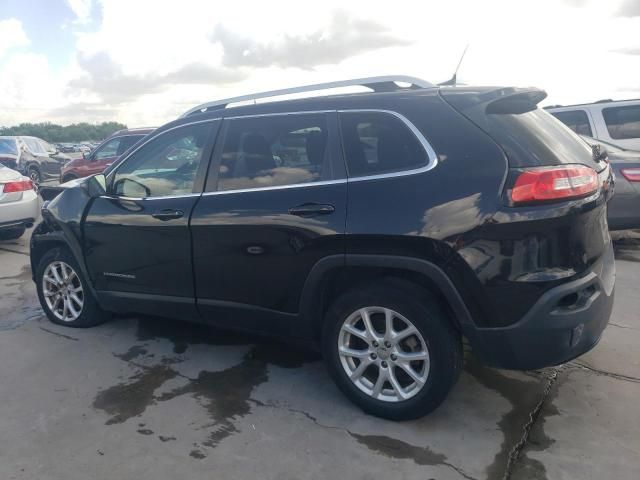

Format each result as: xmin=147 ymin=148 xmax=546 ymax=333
xmin=442 ymin=87 xmax=548 ymax=115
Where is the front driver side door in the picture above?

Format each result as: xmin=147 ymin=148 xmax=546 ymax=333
xmin=83 ymin=120 xmax=219 ymax=320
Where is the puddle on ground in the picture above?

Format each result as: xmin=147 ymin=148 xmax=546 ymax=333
xmin=94 ymin=317 xmax=318 ymax=457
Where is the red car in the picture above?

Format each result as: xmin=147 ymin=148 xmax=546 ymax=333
xmin=59 ymin=128 xmax=154 ymax=183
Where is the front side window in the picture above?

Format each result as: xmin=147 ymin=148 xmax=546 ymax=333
xmin=23 ymin=138 xmax=45 ymax=155
xmin=112 ymin=123 xmax=211 ymax=198
xmin=603 ymin=105 xmax=640 ymax=139
xmin=94 ymin=138 xmax=121 ymax=160
xmin=214 ymin=113 xmax=330 ymax=192
xmin=550 ymin=110 xmax=592 ymax=136
xmin=339 ymin=111 xmax=428 ymax=177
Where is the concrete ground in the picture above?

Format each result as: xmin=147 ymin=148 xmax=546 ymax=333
xmin=0 ymin=230 xmax=638 ymax=480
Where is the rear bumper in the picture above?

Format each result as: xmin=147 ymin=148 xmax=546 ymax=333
xmin=0 ymin=190 xmax=39 ymax=230
xmin=463 ymin=241 xmax=615 ymax=370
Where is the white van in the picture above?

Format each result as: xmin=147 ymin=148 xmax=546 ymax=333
xmin=546 ymin=99 xmax=640 ymax=151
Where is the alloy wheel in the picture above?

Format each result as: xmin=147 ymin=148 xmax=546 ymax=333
xmin=42 ymin=261 xmax=84 ymax=322
xmin=338 ymin=306 xmax=430 ymax=402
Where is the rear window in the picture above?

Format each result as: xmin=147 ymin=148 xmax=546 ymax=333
xmin=0 ymin=139 xmax=17 ymax=155
xmin=550 ymin=110 xmax=592 ymax=136
xmin=602 ymin=105 xmax=640 ymax=140
xmin=443 ymin=91 xmax=598 ymax=169
xmin=484 ymin=109 xmax=597 ymax=168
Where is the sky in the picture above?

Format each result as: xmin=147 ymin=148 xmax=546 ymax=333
xmin=1 ymin=0 xmax=639 ymax=127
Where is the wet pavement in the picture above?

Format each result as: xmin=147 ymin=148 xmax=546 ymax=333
xmin=0 ymin=231 xmax=639 ymax=480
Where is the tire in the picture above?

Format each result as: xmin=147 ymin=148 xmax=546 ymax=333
xmin=0 ymin=227 xmax=26 ymax=241
xmin=28 ymin=166 xmax=41 ymax=185
xmin=36 ymin=247 xmax=111 ymax=328
xmin=322 ymin=280 xmax=462 ymax=420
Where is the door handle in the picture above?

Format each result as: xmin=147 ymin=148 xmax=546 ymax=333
xmin=151 ymin=209 xmax=184 ymax=221
xmin=288 ymin=203 xmax=335 ymax=217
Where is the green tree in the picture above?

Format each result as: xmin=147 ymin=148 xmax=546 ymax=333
xmin=0 ymin=122 xmax=128 ymax=143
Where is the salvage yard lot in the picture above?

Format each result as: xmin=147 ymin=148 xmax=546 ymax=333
xmin=0 ymin=231 xmax=638 ymax=480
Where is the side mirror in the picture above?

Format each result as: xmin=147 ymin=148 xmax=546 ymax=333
xmin=82 ymin=152 xmax=87 ymax=160
xmin=86 ymin=174 xmax=107 ymax=198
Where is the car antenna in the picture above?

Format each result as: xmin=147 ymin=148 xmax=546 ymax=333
xmin=439 ymin=44 xmax=469 ymax=86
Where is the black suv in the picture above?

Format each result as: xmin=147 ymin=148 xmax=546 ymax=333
xmin=30 ymin=76 xmax=615 ymax=420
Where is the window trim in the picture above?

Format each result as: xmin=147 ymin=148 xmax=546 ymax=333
xmin=338 ymin=109 xmax=438 ymax=182
xmin=200 ymin=109 xmax=438 ymax=196
xmin=104 ymin=119 xmax=218 ymax=201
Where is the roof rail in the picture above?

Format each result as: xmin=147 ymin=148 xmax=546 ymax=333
xmin=180 ymin=75 xmax=434 ymax=118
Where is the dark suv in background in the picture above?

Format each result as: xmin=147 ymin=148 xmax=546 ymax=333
xmin=0 ymin=136 xmax=71 ymax=184
xmin=30 ymin=76 xmax=615 ymax=420
xmin=59 ymin=128 xmax=154 ymax=183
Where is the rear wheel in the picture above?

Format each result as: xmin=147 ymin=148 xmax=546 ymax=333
xmin=28 ymin=166 xmax=41 ymax=185
xmin=36 ymin=247 xmax=110 ymax=327
xmin=0 ymin=227 xmax=26 ymax=241
xmin=322 ymin=281 xmax=462 ymax=420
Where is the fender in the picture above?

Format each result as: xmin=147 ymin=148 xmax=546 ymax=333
xmin=298 ymin=254 xmax=475 ymax=338
xmin=30 ymin=228 xmax=101 ymax=301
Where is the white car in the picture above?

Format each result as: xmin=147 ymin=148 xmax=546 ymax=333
xmin=0 ymin=165 xmax=39 ymax=240
xmin=546 ymin=99 xmax=640 ymax=151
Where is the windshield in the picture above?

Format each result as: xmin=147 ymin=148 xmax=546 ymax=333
xmin=0 ymin=138 xmax=18 ymax=155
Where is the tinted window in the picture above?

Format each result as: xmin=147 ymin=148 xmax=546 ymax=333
xmin=603 ymin=105 xmax=640 ymax=139
xmin=23 ymin=138 xmax=45 ymax=154
xmin=0 ymin=138 xmax=17 ymax=155
xmin=94 ymin=138 xmax=121 ymax=160
xmin=112 ymin=123 xmax=210 ymax=198
xmin=117 ymin=135 xmax=145 ymax=155
xmin=214 ymin=113 xmax=329 ymax=192
xmin=339 ymin=111 xmax=427 ymax=177
xmin=551 ymin=110 xmax=592 ymax=136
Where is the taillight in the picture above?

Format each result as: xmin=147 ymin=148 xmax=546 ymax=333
xmin=1 ymin=178 xmax=34 ymax=193
xmin=620 ymin=168 xmax=640 ymax=182
xmin=510 ymin=165 xmax=599 ymax=204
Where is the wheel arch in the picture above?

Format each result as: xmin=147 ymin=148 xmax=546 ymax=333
xmin=30 ymin=229 xmax=99 ymax=303
xmin=299 ymin=254 xmax=475 ymax=341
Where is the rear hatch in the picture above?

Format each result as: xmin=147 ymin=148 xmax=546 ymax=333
xmin=440 ymin=86 xmax=614 ymax=326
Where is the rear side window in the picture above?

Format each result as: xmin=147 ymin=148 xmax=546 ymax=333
xmin=339 ymin=111 xmax=428 ymax=177
xmin=213 ymin=113 xmax=330 ymax=192
xmin=94 ymin=138 xmax=121 ymax=160
xmin=0 ymin=138 xmax=17 ymax=155
xmin=603 ymin=106 xmax=640 ymax=139
xmin=551 ymin=110 xmax=592 ymax=136
xmin=117 ymin=135 xmax=144 ymax=155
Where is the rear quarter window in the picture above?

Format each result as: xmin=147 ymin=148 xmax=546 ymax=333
xmin=339 ymin=111 xmax=429 ymax=177
xmin=603 ymin=105 xmax=640 ymax=140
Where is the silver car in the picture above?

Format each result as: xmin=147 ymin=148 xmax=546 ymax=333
xmin=581 ymin=135 xmax=640 ymax=230
xmin=0 ymin=164 xmax=39 ymax=240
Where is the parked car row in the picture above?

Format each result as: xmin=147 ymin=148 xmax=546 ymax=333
xmin=60 ymin=128 xmax=155 ymax=183
xmin=0 ymin=136 xmax=71 ymax=184
xmin=30 ymin=76 xmax=617 ymax=420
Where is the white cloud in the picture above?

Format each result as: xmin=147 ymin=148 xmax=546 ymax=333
xmin=2 ymin=0 xmax=640 ymax=126
xmin=0 ymin=18 xmax=29 ymax=58
xmin=66 ymin=0 xmax=93 ymax=22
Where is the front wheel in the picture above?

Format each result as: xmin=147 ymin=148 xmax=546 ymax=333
xmin=36 ymin=247 xmax=110 ymax=327
xmin=322 ymin=281 xmax=462 ymax=420
xmin=28 ymin=166 xmax=41 ymax=185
